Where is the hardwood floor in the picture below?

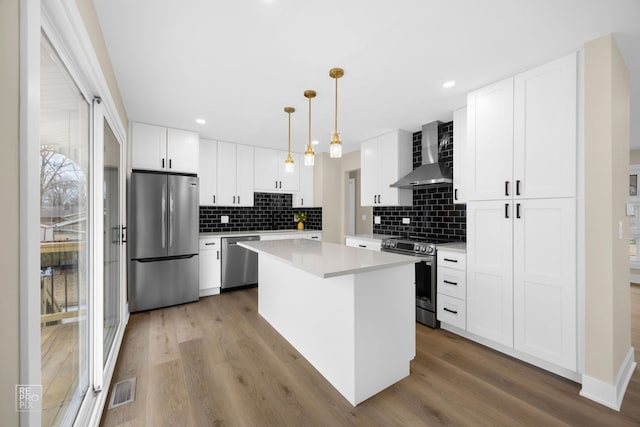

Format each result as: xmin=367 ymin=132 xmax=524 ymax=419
xmin=101 ymin=285 xmax=640 ymax=427
xmin=41 ymin=322 xmax=78 ymax=426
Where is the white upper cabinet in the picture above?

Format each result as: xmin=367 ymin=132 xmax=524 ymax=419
xmin=236 ymin=144 xmax=255 ymax=206
xmin=513 ymin=53 xmax=577 ymax=199
xmin=131 ymin=122 xmax=167 ymax=171
xmin=199 ymin=139 xmax=217 ymax=206
xmin=167 ymin=128 xmax=199 ymax=173
xmin=293 ymin=161 xmax=314 ymax=208
xmin=254 ymin=148 xmax=300 ymax=192
xmin=513 ymin=198 xmax=576 ymax=370
xmin=467 ymin=78 xmax=514 ymax=201
xmin=466 ymin=52 xmax=577 ymax=201
xmin=453 ymin=107 xmax=467 ymax=204
xmin=360 ymin=130 xmax=412 ymax=207
xmin=131 ymin=122 xmax=199 ymax=174
xmin=217 ymin=141 xmax=254 ymax=206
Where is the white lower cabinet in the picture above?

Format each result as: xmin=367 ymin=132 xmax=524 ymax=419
xmin=345 ymin=237 xmax=381 ymax=251
xmin=306 ymin=232 xmax=322 ymax=241
xmin=466 ymin=198 xmax=576 ymax=370
xmin=437 ymin=249 xmax=467 ymax=330
xmin=466 ymin=200 xmax=514 ymax=347
xmin=199 ymin=237 xmax=221 ymax=297
xmin=513 ymin=198 xmax=576 ymax=370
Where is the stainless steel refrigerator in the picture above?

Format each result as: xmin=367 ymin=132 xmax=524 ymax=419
xmin=129 ymin=171 xmax=199 ymax=312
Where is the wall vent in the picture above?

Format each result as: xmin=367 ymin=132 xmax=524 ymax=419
xmin=108 ymin=377 xmax=136 ymax=409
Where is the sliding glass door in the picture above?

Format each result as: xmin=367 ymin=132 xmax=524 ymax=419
xmin=40 ymin=34 xmax=91 ymax=426
xmin=103 ymin=121 xmax=121 ymax=365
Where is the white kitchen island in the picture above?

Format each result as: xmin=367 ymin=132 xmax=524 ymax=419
xmin=238 ymin=239 xmax=417 ymax=406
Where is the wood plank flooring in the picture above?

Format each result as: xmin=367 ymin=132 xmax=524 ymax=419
xmin=101 ymin=285 xmax=640 ymax=427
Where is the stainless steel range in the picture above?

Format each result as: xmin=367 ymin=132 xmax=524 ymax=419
xmin=381 ymin=238 xmax=439 ymax=328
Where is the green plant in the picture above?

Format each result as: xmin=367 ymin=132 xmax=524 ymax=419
xmin=294 ymin=211 xmax=307 ymax=223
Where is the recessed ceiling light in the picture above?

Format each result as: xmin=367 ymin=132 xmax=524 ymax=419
xmin=311 ymin=140 xmax=319 ymax=146
xmin=442 ymin=80 xmax=456 ymax=89
xmin=195 ymin=118 xmax=206 ymax=125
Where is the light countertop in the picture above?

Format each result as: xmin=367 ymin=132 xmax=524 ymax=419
xmin=238 ymin=239 xmax=418 ymax=279
xmin=438 ymin=242 xmax=466 ymax=253
xmin=344 ymin=233 xmax=395 ymax=242
xmin=200 ymin=229 xmax=321 ymax=238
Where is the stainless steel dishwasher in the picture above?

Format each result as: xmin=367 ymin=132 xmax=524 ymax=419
xmin=221 ymin=235 xmax=260 ymax=290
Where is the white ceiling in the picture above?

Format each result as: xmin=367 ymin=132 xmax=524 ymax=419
xmin=93 ymin=0 xmax=640 ymax=153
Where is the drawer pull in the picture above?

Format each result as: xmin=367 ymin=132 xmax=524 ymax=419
xmin=358 ymin=244 xmax=367 ymax=248
xmin=444 ymin=307 xmax=458 ymax=315
xmin=205 ymin=242 xmax=216 ymax=246
xmin=443 ymin=280 xmax=457 ymax=286
xmin=443 ymin=258 xmax=458 ymax=263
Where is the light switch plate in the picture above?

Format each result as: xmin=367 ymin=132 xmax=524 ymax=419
xmin=221 ymin=215 xmax=229 ymax=224
xmin=374 ymin=216 xmax=381 ymax=225
xmin=361 ymin=214 xmax=367 ymax=221
xmin=402 ymin=218 xmax=410 ymax=224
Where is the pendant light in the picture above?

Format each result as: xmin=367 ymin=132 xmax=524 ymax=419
xmin=329 ymin=67 xmax=344 ymax=158
xmin=284 ymin=106 xmax=295 ymax=173
xmin=303 ymin=90 xmax=316 ymax=166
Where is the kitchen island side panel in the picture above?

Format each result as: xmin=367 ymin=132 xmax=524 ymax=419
xmin=257 ymin=255 xmax=414 ymax=405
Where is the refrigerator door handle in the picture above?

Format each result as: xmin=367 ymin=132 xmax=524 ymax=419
xmin=169 ymin=183 xmax=174 ymax=248
xmin=161 ymin=183 xmax=166 ymax=248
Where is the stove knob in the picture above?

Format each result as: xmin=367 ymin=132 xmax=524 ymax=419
xmin=421 ymin=246 xmax=427 ymax=252
xmin=427 ymin=247 xmax=434 ymax=254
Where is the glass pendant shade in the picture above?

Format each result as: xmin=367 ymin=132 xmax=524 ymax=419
xmin=303 ymin=89 xmax=316 ymax=167
xmin=304 ymin=151 xmax=315 ymax=166
xmin=284 ymin=154 xmax=295 ymax=173
xmin=329 ymin=131 xmax=342 ymax=158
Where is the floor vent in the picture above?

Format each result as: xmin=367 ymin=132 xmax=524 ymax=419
xmin=108 ymin=377 xmax=136 ymax=409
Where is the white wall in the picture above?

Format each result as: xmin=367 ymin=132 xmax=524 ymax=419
xmin=584 ymin=33 xmax=632 ymax=384
xmin=0 ymin=0 xmax=20 ymax=423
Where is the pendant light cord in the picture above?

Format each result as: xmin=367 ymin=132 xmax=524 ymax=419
xmin=288 ymin=111 xmax=291 ymax=154
xmin=334 ymin=77 xmax=338 ymax=135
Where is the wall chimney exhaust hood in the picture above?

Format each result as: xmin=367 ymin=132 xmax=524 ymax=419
xmin=390 ymin=121 xmax=452 ymax=188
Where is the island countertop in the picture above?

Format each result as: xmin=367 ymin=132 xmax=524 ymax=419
xmin=238 ymin=239 xmax=418 ymax=279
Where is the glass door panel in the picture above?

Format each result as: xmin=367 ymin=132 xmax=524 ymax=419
xmin=103 ymin=121 xmax=121 ymax=364
xmin=40 ymin=34 xmax=91 ymax=426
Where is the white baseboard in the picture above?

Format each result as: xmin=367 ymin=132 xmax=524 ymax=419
xmin=580 ymin=347 xmax=636 ymax=411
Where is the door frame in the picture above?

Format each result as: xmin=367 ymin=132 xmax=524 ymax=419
xmin=20 ymin=1 xmax=129 ymax=426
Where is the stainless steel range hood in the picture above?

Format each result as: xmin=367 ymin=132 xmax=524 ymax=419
xmin=390 ymin=121 xmax=452 ymax=188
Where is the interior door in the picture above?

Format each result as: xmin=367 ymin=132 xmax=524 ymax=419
xmin=131 ymin=172 xmax=168 ymax=259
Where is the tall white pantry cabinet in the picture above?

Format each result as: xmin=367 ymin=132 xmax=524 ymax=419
xmin=465 ymin=53 xmax=578 ymax=372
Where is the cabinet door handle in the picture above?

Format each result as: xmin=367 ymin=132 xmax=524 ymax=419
xmin=238 ymin=195 xmax=241 ymax=204
xmin=162 ymin=158 xmax=165 ymax=169
xmin=233 ymin=195 xmax=236 ymax=204
xmin=301 ymin=198 xmax=304 ymax=206
xmin=311 ymin=236 xmax=319 ymax=239
xmin=443 ymin=258 xmax=458 ymax=263
xmin=443 ymin=280 xmax=458 ymax=285
xmin=169 ymin=158 xmax=172 ymax=169
xmin=454 ymin=188 xmax=458 ymax=201
xmin=373 ymin=195 xmax=376 ymax=205
xmin=213 ymin=195 xmax=216 ymax=204
xmin=275 ymin=180 xmax=278 ymax=188
xmin=516 ymin=180 xmax=521 ymax=196
xmin=205 ymin=242 xmax=216 ymax=246
xmin=444 ymin=307 xmax=458 ymax=315
xmin=505 ymin=203 xmax=510 ymax=219
xmin=505 ymin=181 xmax=510 ymax=196
xmin=516 ymin=203 xmax=521 ymax=219
xmin=217 ymin=250 xmax=219 ymax=260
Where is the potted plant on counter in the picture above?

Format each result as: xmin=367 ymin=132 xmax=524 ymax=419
xmin=294 ymin=211 xmax=307 ymax=230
